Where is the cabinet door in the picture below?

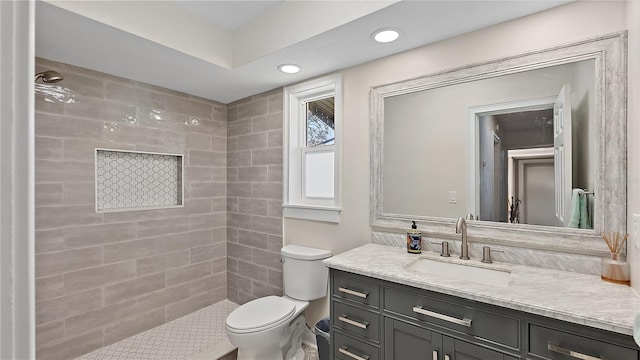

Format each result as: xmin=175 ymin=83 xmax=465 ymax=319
xmin=384 ymin=318 xmax=443 ymax=360
xmin=442 ymin=336 xmax=515 ymax=360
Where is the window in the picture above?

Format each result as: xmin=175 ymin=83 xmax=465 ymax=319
xmin=306 ymin=97 xmax=335 ymax=146
xmin=283 ymin=75 xmax=341 ymax=222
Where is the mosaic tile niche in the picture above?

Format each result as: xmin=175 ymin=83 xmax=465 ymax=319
xmin=96 ymin=149 xmax=184 ymax=212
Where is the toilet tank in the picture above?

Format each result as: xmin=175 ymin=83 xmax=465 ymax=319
xmin=281 ymin=245 xmax=332 ymax=301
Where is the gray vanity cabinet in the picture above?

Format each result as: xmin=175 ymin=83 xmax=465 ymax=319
xmin=383 ymin=286 xmax=520 ymax=350
xmin=384 ymin=318 xmax=442 ymax=359
xmin=330 ymin=269 xmax=640 ymax=360
xmin=384 ymin=318 xmax=517 ymax=360
xmin=527 ymin=324 xmax=639 ymax=359
xmin=442 ymin=337 xmax=518 ymax=360
xmin=331 ymin=271 xmax=382 ymax=360
xmin=334 ymin=331 xmax=380 ymax=360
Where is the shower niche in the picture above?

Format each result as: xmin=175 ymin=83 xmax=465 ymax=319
xmin=95 ymin=149 xmax=184 ymax=212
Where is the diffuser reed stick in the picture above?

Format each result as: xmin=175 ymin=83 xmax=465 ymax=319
xmin=600 ymin=231 xmax=628 ymax=254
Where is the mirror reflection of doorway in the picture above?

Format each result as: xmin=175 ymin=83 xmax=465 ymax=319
xmin=509 ymin=150 xmax=555 ymax=226
xmin=478 ymin=107 xmax=555 ymax=224
xmin=519 ymin=158 xmax=555 ymax=226
xmin=471 ymin=82 xmax=594 ymax=228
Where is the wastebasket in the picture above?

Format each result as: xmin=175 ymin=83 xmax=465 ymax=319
xmin=314 ymin=317 xmax=330 ymax=360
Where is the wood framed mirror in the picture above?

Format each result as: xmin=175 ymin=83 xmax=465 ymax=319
xmin=370 ymin=32 xmax=626 ymax=255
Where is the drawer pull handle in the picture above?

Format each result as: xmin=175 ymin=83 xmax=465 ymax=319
xmin=432 ymin=350 xmax=438 ymax=360
xmin=412 ymin=306 xmax=472 ymax=327
xmin=547 ymin=342 xmax=603 ymax=360
xmin=338 ymin=287 xmax=369 ymax=299
xmin=338 ymin=314 xmax=370 ymax=329
xmin=339 ymin=346 xmax=369 ymax=360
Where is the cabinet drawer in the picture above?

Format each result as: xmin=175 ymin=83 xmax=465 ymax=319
xmin=384 ymin=287 xmax=520 ymax=349
xmin=445 ymin=336 xmax=519 ymax=360
xmin=529 ymin=324 xmax=639 ymax=360
xmin=334 ymin=331 xmax=380 ymax=360
xmin=333 ymin=273 xmax=380 ymax=309
xmin=333 ymin=301 xmax=381 ymax=342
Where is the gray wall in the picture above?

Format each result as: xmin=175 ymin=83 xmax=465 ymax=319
xmin=35 ymin=58 xmax=227 ymax=359
xmin=226 ymin=89 xmax=285 ymax=305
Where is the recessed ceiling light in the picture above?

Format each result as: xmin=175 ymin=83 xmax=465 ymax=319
xmin=278 ymin=64 xmax=300 ymax=74
xmin=372 ymin=28 xmax=400 ymax=43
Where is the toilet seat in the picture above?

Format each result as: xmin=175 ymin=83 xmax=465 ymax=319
xmin=226 ymin=296 xmax=296 ymax=334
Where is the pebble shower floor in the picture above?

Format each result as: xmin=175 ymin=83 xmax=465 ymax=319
xmin=76 ymin=300 xmax=239 ymax=360
xmin=74 ymin=299 xmax=320 ymax=360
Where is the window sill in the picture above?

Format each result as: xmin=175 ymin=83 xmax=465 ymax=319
xmin=283 ymin=204 xmax=341 ymax=223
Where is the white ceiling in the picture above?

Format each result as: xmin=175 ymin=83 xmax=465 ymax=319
xmin=176 ymin=1 xmax=282 ymax=30
xmin=35 ymin=0 xmax=570 ymax=104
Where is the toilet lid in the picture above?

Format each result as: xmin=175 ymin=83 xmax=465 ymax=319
xmin=226 ymin=296 xmax=295 ymax=333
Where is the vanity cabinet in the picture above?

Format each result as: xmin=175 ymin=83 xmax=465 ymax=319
xmin=331 ymin=271 xmax=381 ymax=360
xmin=384 ymin=318 xmax=441 ymax=359
xmin=330 ymin=269 xmax=640 ymax=360
xmin=384 ymin=318 xmax=517 ymax=360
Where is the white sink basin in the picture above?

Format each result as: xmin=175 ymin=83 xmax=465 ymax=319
xmin=404 ymin=257 xmax=511 ymax=287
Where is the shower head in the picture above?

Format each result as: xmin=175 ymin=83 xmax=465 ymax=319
xmin=35 ymin=70 xmax=63 ymax=83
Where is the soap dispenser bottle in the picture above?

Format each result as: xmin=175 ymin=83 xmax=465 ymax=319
xmin=407 ymin=221 xmax=422 ymax=254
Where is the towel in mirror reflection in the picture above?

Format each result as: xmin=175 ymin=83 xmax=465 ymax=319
xmin=567 ymin=189 xmax=591 ymax=229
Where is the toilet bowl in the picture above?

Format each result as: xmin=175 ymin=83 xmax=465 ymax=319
xmin=225 ymin=296 xmax=309 ymax=360
xmin=225 ymin=245 xmax=332 ymax=360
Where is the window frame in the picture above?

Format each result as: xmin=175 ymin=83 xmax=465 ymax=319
xmin=283 ymin=74 xmax=342 ymax=222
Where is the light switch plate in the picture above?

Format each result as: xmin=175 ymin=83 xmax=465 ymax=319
xmin=633 ymin=214 xmax=640 ymax=250
xmin=449 ymin=191 xmax=457 ymax=204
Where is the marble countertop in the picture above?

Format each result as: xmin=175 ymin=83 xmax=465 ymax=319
xmin=323 ymin=243 xmax=640 ymax=336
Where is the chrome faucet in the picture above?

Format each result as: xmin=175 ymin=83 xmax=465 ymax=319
xmin=456 ymin=217 xmax=470 ymax=260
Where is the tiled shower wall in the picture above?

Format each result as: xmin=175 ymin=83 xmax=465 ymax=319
xmin=34 ymin=58 xmax=227 ymax=359
xmin=226 ymin=89 xmax=285 ymax=304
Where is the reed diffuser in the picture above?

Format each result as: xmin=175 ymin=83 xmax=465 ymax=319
xmin=600 ymin=231 xmax=630 ymax=285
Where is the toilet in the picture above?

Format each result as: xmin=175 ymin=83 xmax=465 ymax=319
xmin=225 ymin=245 xmax=332 ymax=360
